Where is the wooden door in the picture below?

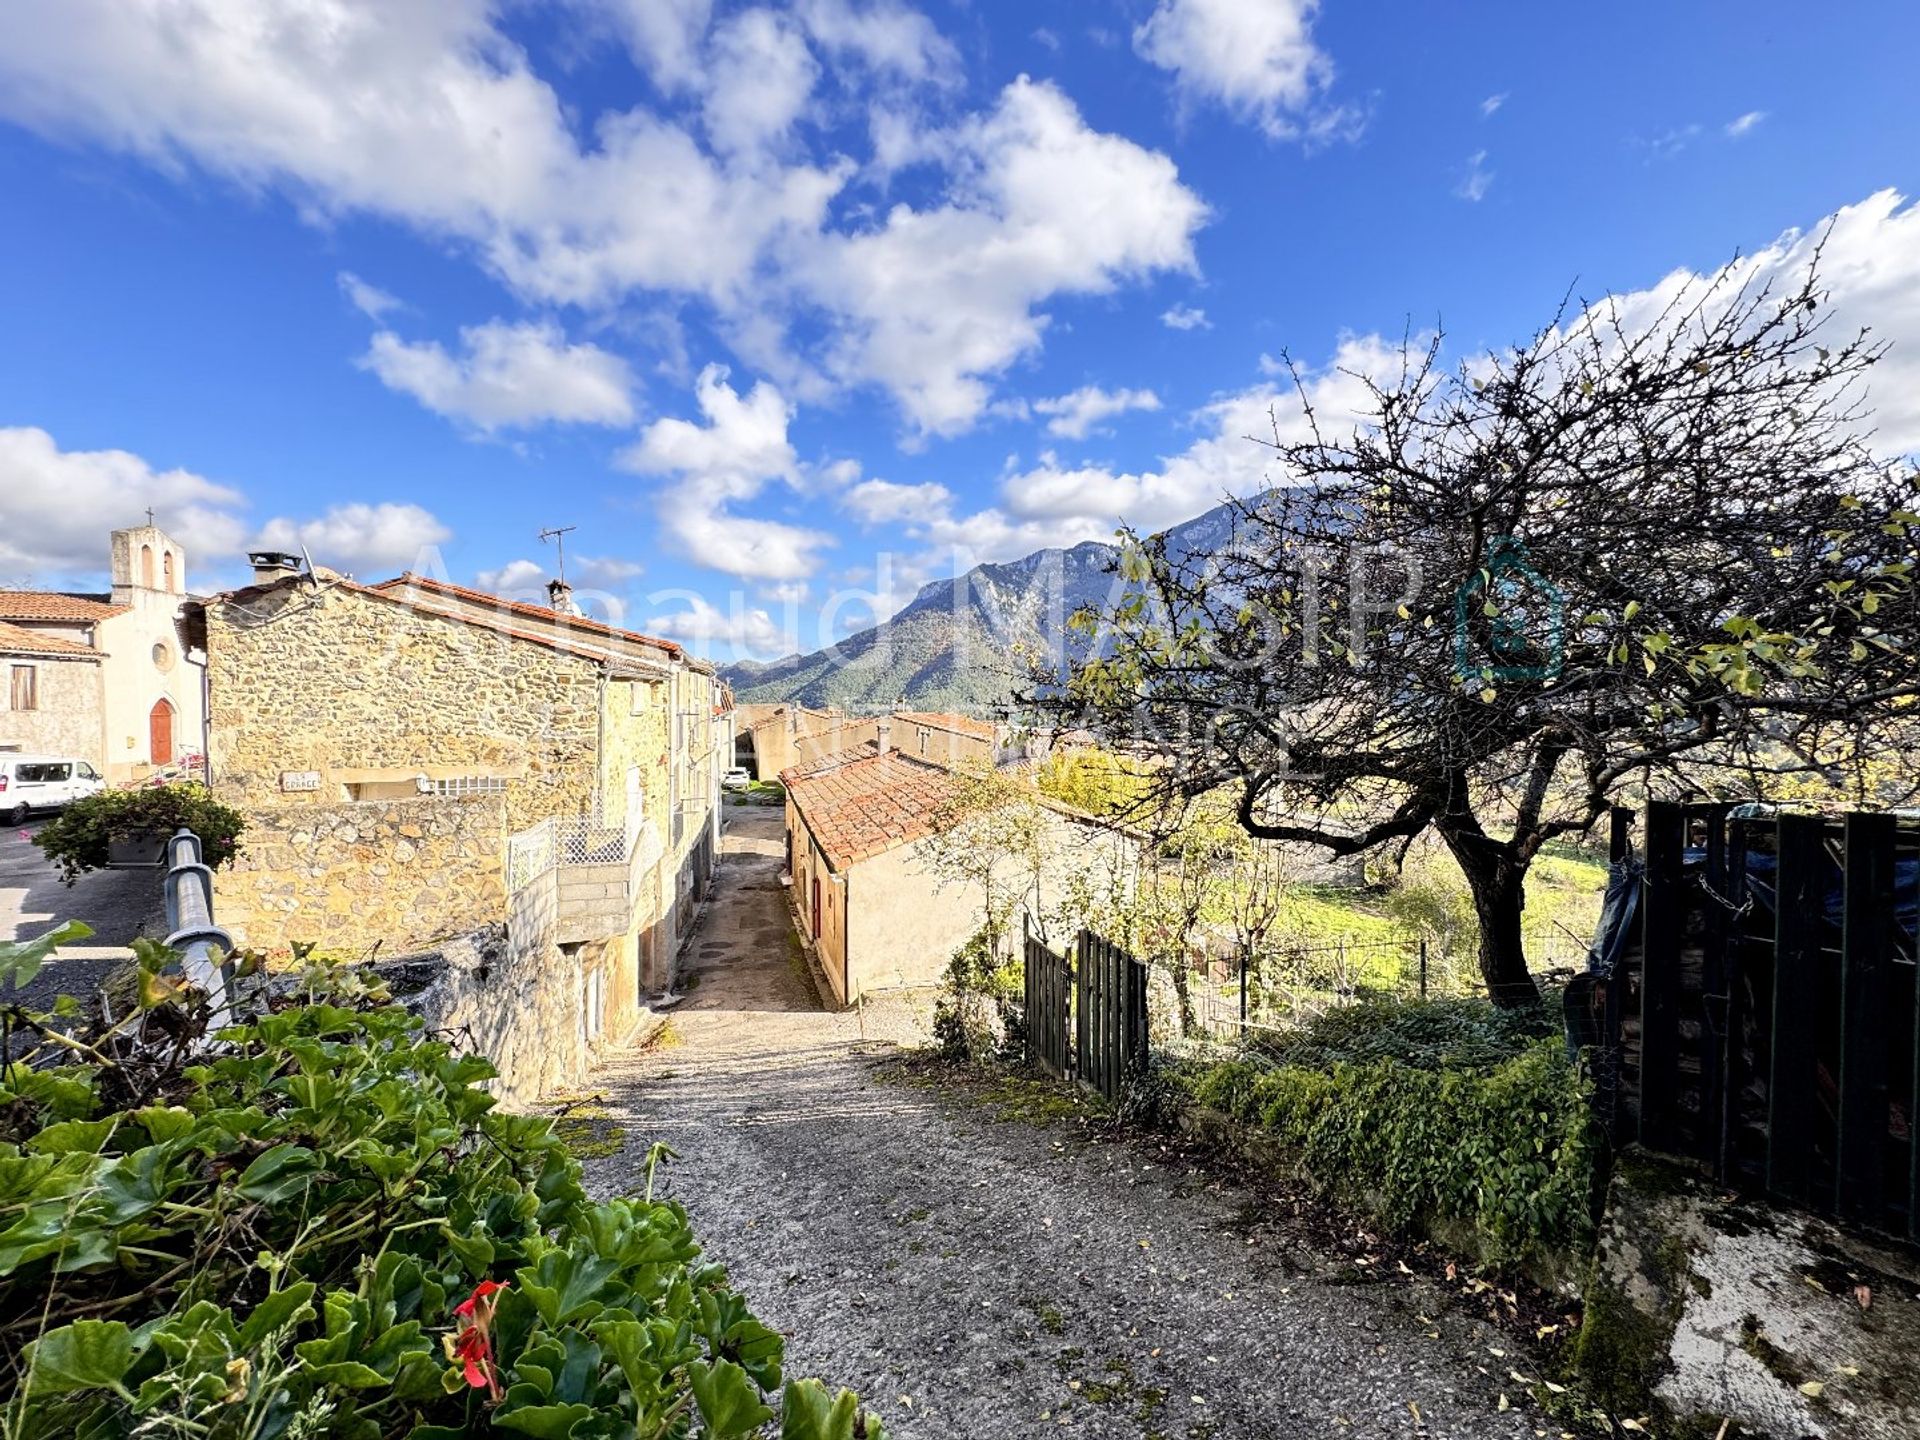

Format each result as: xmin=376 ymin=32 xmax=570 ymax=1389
xmin=811 ymin=877 xmax=822 ymax=939
xmin=149 ymin=698 xmax=175 ymax=765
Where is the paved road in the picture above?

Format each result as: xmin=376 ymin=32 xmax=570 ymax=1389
xmin=1 ymin=820 xmax=163 ymax=1009
xmin=583 ymin=807 xmax=1539 ymax=1440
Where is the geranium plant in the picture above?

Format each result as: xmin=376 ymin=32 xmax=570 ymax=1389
xmin=0 ymin=924 xmax=885 ymax=1440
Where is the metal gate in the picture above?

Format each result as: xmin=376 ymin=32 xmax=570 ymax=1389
xmin=1023 ymin=922 xmax=1071 ymax=1080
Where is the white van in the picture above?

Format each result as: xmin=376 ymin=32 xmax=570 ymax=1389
xmin=0 ymin=755 xmax=105 ymax=824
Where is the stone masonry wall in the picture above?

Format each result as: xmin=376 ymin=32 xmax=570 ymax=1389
xmin=225 ymin=794 xmax=507 ymax=955
xmin=205 ymin=583 xmax=601 ymax=830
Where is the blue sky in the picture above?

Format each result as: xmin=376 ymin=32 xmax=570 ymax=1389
xmin=2 ymin=1 xmax=1917 ymax=660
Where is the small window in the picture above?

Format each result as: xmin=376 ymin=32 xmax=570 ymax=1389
xmin=163 ymin=551 xmax=175 ymax=592
xmin=152 ymin=641 xmax=174 ymax=671
xmin=430 ymin=776 xmax=507 ymax=798
xmin=9 ymin=665 xmax=35 ymax=712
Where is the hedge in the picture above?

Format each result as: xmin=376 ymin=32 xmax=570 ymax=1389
xmin=0 ymin=926 xmax=884 ymax=1440
xmin=1172 ymin=1038 xmax=1600 ymax=1268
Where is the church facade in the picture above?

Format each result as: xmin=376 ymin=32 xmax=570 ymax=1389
xmin=0 ymin=522 xmax=205 ymax=782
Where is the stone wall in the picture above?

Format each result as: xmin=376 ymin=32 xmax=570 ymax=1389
xmin=204 ymin=583 xmax=601 ymax=829
xmin=0 ymin=654 xmax=103 ymax=766
xmin=225 ymin=794 xmax=507 ymax=955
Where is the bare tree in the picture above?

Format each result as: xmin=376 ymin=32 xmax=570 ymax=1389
xmin=1046 ymin=258 xmax=1920 ymax=1006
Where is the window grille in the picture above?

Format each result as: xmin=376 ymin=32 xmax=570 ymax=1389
xmin=431 ymin=776 xmax=507 ymax=797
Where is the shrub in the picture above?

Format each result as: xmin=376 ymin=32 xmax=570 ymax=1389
xmin=1171 ymin=1038 xmax=1599 ymax=1267
xmin=1252 ymin=993 xmax=1555 ymax=1073
xmin=31 ymin=783 xmax=246 ymax=883
xmin=0 ymin=927 xmax=883 ymax=1440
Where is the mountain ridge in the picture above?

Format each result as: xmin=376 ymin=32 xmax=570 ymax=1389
xmin=720 ymin=500 xmax=1242 ymax=711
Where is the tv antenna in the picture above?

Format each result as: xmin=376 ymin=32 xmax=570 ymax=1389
xmin=538 ymin=525 xmax=577 ymax=583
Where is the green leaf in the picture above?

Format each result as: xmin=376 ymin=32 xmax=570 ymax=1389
xmin=25 ymin=1117 xmax=117 ymax=1155
xmin=782 ymin=1378 xmax=887 ymax=1440
xmin=690 ymin=1359 xmax=775 ymax=1437
xmin=493 ymin=1403 xmax=596 ymax=1439
xmin=24 ymin=1320 xmax=136 ymax=1396
xmin=0 ymin=921 xmax=93 ymax=992
xmin=239 ymin=1281 xmax=318 ymax=1349
xmin=236 ymin=1144 xmax=322 ymax=1204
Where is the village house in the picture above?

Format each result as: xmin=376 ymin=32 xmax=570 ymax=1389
xmin=781 ymin=721 xmax=1137 ymax=1004
xmin=0 ymin=522 xmax=206 ymax=782
xmin=182 ymin=554 xmax=730 ymax=1094
xmin=736 ymin=702 xmax=1021 ymax=778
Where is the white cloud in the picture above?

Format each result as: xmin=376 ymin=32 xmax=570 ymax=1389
xmin=360 ymin=320 xmax=637 ymax=430
xmin=338 ymin=270 xmax=401 ymax=320
xmin=702 ymin=7 xmax=817 ymax=156
xmin=0 ymin=426 xmax=248 ymax=581
xmin=1132 ymin=0 xmax=1358 ymax=143
xmin=0 ymin=4 xmax=1203 ymax=437
xmin=595 ymin=0 xmax=714 ymax=90
xmin=476 ymin=553 xmax=642 ymax=602
xmin=797 ymin=77 xmax=1207 ymax=436
xmin=252 ymin=502 xmax=452 ymax=576
xmin=622 ymin=363 xmax=796 ymax=487
xmin=1567 ymin=189 xmax=1920 ymax=456
xmin=644 ymin=594 xmax=789 ymax=654
xmin=619 ymin=364 xmax=831 ymax=580
xmin=796 ymin=0 xmax=959 ymax=84
xmin=1725 ymin=110 xmax=1766 ymax=138
xmin=1480 ymin=93 xmax=1506 ymax=118
xmin=476 ymin=558 xmax=547 ymax=594
xmin=1032 ymin=385 xmax=1162 ymax=439
xmin=1161 ymin=303 xmax=1211 ymax=330
xmin=1456 ymin=149 xmax=1493 ymax=202
xmin=844 ymin=477 xmax=954 ymax=526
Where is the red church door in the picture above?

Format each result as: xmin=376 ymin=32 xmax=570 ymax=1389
xmin=149 ymin=698 xmax=175 ymax=766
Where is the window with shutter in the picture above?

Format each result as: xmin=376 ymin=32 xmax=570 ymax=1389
xmin=9 ymin=666 xmax=35 ymax=712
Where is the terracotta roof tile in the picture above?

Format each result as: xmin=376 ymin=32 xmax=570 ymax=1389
xmin=0 ymin=591 xmax=127 ymax=623
xmin=782 ymin=750 xmax=974 ymax=870
xmin=371 ymin=573 xmax=684 ymax=658
xmin=0 ymin=619 xmax=102 ymax=658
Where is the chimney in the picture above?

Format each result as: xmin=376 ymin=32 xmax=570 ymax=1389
xmin=547 ymin=577 xmax=579 ymax=615
xmin=247 ymin=550 xmax=304 ymax=586
xmin=876 ymin=714 xmax=892 ymax=754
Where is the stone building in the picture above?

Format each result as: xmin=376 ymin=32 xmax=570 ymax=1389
xmin=0 ymin=522 xmax=206 ymax=780
xmin=736 ymin=702 xmax=1016 ymax=778
xmin=782 ymin=729 xmax=1137 ymax=1004
xmin=183 ymin=556 xmax=729 ymax=1086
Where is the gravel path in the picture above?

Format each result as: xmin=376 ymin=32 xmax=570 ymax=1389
xmin=583 ymin=807 xmax=1542 ymax=1440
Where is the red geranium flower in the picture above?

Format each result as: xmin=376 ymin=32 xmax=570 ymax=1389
xmin=444 ymin=1280 xmax=508 ymax=1402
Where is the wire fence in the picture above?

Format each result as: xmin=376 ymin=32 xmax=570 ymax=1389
xmin=1155 ymin=930 xmax=1594 ymax=1049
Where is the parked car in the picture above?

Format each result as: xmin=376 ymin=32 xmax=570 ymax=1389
xmin=721 ymin=766 xmax=752 ymax=791
xmin=0 ymin=754 xmax=106 ymax=824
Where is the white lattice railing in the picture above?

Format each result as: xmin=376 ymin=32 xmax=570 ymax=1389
xmin=505 ymin=818 xmax=556 ymax=893
xmin=507 ymin=770 xmax=654 ymax=892
xmin=554 ymin=813 xmax=629 ymax=865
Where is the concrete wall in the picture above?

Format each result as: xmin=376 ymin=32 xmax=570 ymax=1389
xmin=224 ymin=794 xmax=508 ymax=955
xmin=0 ymin=655 xmax=103 ymax=764
xmin=803 ymin=799 xmax=1139 ymax=1003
